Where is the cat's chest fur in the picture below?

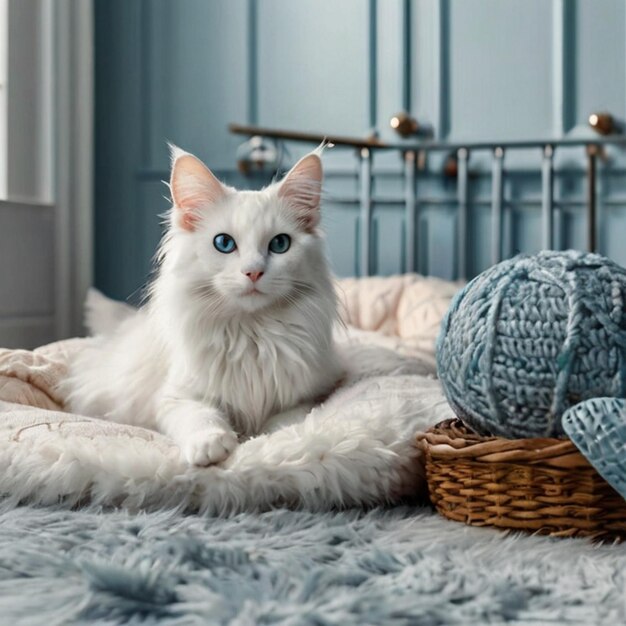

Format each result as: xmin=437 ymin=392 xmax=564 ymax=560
xmin=175 ymin=313 xmax=338 ymax=436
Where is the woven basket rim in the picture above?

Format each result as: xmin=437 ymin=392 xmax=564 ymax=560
xmin=416 ymin=418 xmax=625 ymax=540
xmin=416 ymin=418 xmax=593 ymax=469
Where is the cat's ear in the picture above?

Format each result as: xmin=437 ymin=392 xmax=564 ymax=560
xmin=277 ymin=152 xmax=323 ymax=231
xmin=169 ymin=145 xmax=228 ymax=231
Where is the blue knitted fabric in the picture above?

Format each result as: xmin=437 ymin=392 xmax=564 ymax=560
xmin=562 ymin=398 xmax=626 ymax=501
xmin=436 ymin=250 xmax=626 ymax=438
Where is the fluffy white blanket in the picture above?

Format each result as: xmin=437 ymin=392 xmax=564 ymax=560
xmin=0 ymin=275 xmax=458 ymax=513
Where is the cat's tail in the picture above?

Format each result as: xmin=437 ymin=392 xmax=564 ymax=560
xmin=85 ymin=288 xmax=137 ymax=336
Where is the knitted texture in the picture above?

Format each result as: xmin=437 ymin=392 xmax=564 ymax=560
xmin=436 ymin=250 xmax=626 ymax=438
xmin=562 ymin=397 xmax=626 ymax=501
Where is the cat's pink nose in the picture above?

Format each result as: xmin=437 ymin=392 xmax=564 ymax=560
xmin=245 ymin=271 xmax=264 ymax=283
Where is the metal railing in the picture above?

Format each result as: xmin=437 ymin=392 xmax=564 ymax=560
xmin=230 ymin=123 xmax=626 ymax=279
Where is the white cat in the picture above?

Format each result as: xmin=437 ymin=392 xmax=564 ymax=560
xmin=65 ymin=147 xmax=343 ymax=466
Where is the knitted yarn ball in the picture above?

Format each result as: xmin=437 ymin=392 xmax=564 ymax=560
xmin=562 ymin=397 xmax=626 ymax=501
xmin=436 ymin=250 xmax=626 ymax=438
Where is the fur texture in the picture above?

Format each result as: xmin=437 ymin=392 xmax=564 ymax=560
xmin=0 ymin=505 xmax=624 ymax=625
xmin=0 ymin=267 xmax=459 ymax=514
xmin=0 ymin=368 xmax=446 ymax=514
xmin=64 ymin=148 xmax=344 ymax=466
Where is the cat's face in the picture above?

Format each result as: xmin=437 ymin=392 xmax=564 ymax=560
xmin=167 ymin=147 xmax=326 ymax=314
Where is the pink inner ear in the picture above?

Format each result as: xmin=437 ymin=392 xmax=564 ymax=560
xmin=170 ymin=153 xmax=226 ymax=231
xmin=278 ymin=153 xmax=323 ymax=230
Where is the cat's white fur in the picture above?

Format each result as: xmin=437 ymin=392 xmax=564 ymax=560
xmin=65 ymin=147 xmax=343 ymax=466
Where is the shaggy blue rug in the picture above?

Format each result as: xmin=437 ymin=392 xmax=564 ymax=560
xmin=0 ymin=505 xmax=624 ymax=625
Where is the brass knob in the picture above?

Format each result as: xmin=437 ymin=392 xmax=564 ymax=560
xmin=589 ymin=112 xmax=615 ymax=135
xmin=443 ymin=154 xmax=458 ymax=178
xmin=390 ymin=112 xmax=419 ymax=137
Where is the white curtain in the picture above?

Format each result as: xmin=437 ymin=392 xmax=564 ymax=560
xmin=0 ymin=0 xmax=93 ymax=348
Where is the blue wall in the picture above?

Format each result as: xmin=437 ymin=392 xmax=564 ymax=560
xmin=95 ymin=0 xmax=626 ymax=301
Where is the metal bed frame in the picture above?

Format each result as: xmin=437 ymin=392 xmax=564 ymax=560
xmin=230 ymin=122 xmax=626 ymax=280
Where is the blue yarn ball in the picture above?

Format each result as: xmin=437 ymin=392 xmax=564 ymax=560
xmin=436 ymin=250 xmax=626 ymax=438
xmin=562 ymin=398 xmax=626 ymax=501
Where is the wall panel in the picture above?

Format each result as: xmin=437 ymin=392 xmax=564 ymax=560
xmin=376 ymin=0 xmax=404 ymax=139
xmin=322 ymin=203 xmax=360 ymax=277
xmin=257 ymin=0 xmax=370 ymax=134
xmin=447 ymin=0 xmax=554 ymax=140
xmin=411 ymin=0 xmax=443 ymax=137
xmin=144 ymin=0 xmax=249 ymax=171
xmin=7 ymin=0 xmax=52 ymax=202
xmin=0 ymin=202 xmax=54 ymax=316
xmin=575 ymin=0 xmax=626 ymax=128
xmin=0 ymin=318 xmax=56 ymax=350
xmin=94 ymin=0 xmax=626 ymax=299
xmin=0 ymin=201 xmax=55 ymax=348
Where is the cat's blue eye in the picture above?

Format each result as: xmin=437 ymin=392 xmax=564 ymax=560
xmin=213 ymin=233 xmax=237 ymax=254
xmin=269 ymin=234 xmax=291 ymax=254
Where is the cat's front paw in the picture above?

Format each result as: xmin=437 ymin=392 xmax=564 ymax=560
xmin=183 ymin=429 xmax=238 ymax=466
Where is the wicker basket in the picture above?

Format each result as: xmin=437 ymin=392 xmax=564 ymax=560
xmin=415 ymin=419 xmax=626 ymax=540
